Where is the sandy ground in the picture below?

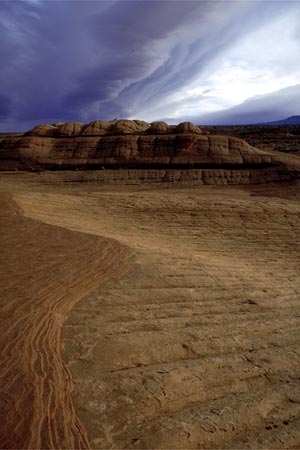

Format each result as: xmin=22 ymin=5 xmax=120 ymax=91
xmin=1 ymin=172 xmax=300 ymax=449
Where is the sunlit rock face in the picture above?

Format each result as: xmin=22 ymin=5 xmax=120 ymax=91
xmin=110 ymin=120 xmax=150 ymax=135
xmin=81 ymin=120 xmax=114 ymax=136
xmin=146 ymin=121 xmax=174 ymax=134
xmin=55 ymin=122 xmax=84 ymax=137
xmin=25 ymin=119 xmax=203 ymax=137
xmin=26 ymin=124 xmax=58 ymax=137
xmin=0 ymin=119 xmax=299 ymax=185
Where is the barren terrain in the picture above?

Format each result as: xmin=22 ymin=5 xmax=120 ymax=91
xmin=1 ymin=171 xmax=300 ymax=449
xmin=203 ymin=125 xmax=300 ymax=156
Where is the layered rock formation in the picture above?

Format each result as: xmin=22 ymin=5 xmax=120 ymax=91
xmin=0 ymin=120 xmax=299 ymax=184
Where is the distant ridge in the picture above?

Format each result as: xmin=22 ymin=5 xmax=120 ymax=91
xmin=262 ymin=115 xmax=300 ymax=125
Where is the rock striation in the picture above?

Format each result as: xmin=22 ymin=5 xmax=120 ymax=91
xmin=0 ymin=119 xmax=299 ymax=184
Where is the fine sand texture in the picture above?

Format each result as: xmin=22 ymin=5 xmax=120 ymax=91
xmin=1 ymin=172 xmax=300 ymax=449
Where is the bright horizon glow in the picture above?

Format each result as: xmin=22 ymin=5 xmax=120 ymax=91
xmin=134 ymin=7 xmax=300 ymax=122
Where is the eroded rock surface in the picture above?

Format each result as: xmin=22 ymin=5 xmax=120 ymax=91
xmin=3 ymin=178 xmax=299 ymax=449
xmin=1 ymin=119 xmax=299 ymax=184
xmin=0 ymin=193 xmax=131 ymax=449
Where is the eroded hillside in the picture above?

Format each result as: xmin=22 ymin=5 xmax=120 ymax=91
xmin=1 ymin=120 xmax=299 ymax=186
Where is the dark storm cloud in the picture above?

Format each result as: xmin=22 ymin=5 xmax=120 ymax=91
xmin=0 ymin=0 xmax=116 ymax=128
xmin=110 ymin=2 xmax=280 ymax=116
xmin=64 ymin=1 xmax=204 ymax=113
xmin=0 ymin=94 xmax=11 ymax=120
xmin=66 ymin=0 xmax=298 ymax=119
xmin=0 ymin=0 xmax=299 ymax=130
xmin=66 ymin=0 xmax=258 ymax=117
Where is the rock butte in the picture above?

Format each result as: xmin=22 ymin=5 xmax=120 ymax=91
xmin=1 ymin=119 xmax=300 ymax=184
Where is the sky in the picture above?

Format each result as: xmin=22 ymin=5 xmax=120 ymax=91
xmin=0 ymin=0 xmax=300 ymax=131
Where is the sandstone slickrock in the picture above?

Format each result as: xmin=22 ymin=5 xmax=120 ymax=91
xmin=146 ymin=121 xmax=173 ymax=134
xmin=0 ymin=193 xmax=131 ymax=449
xmin=2 ymin=178 xmax=299 ymax=450
xmin=175 ymin=121 xmax=203 ymax=134
xmin=1 ymin=119 xmax=299 ymax=184
xmin=56 ymin=122 xmax=84 ymax=137
xmin=81 ymin=120 xmax=115 ymax=136
xmin=110 ymin=119 xmax=150 ymax=135
xmin=26 ymin=124 xmax=57 ymax=137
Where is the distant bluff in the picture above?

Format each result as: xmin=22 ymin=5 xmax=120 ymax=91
xmin=1 ymin=119 xmax=299 ymax=185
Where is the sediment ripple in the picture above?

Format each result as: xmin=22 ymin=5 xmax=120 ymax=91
xmin=17 ymin=184 xmax=300 ymax=449
xmin=0 ymin=194 xmax=131 ymax=449
xmin=3 ymin=177 xmax=300 ymax=449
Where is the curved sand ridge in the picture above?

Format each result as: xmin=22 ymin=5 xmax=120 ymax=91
xmin=12 ymin=180 xmax=300 ymax=449
xmin=0 ymin=193 xmax=131 ymax=449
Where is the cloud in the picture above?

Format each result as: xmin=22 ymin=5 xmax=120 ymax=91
xmin=64 ymin=1 xmax=219 ymax=115
xmin=191 ymin=84 xmax=300 ymax=125
xmin=78 ymin=0 xmax=251 ymax=118
xmin=0 ymin=0 xmax=117 ymax=128
xmin=0 ymin=0 xmax=300 ymax=131
xmin=0 ymin=94 xmax=11 ymax=121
